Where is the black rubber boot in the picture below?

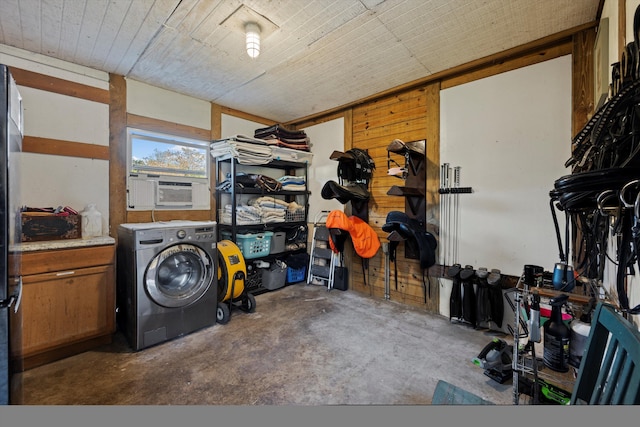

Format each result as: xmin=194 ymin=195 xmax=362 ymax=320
xmin=460 ymin=265 xmax=477 ymax=328
xmin=475 ymin=267 xmax=490 ymax=326
xmin=487 ymin=268 xmax=504 ymax=329
xmin=447 ymin=263 xmax=462 ymax=321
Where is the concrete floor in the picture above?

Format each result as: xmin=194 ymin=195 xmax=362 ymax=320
xmin=14 ymin=283 xmax=516 ymax=405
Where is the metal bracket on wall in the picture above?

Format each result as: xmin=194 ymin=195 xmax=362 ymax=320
xmin=386 ymin=139 xmax=427 ymax=260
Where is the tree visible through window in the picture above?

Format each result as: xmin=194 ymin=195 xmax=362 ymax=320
xmin=128 ymin=128 xmax=209 ymax=179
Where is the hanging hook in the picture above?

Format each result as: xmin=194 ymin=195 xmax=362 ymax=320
xmin=597 ymin=189 xmax=619 ymax=216
xmin=620 ymin=179 xmax=640 ymax=208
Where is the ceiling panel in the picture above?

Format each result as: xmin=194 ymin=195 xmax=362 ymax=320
xmin=0 ymin=0 xmax=600 ymax=122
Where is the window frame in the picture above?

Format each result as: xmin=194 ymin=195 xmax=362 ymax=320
xmin=126 ymin=127 xmax=210 ymax=181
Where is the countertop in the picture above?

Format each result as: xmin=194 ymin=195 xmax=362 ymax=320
xmin=11 ymin=236 xmax=116 ymax=252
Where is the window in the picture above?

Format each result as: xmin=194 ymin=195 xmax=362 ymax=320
xmin=126 ymin=128 xmax=211 ymax=211
xmin=127 ymin=128 xmax=209 ymax=179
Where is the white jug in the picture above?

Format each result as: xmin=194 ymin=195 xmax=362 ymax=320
xmin=81 ymin=204 xmax=102 ymax=238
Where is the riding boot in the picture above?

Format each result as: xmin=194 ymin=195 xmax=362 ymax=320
xmin=447 ymin=263 xmax=462 ymax=321
xmin=460 ymin=265 xmax=477 ymax=327
xmin=487 ymin=268 xmax=504 ymax=329
xmin=475 ymin=267 xmax=490 ymax=327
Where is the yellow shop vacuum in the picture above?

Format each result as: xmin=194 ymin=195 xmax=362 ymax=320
xmin=216 ymin=239 xmax=256 ymax=324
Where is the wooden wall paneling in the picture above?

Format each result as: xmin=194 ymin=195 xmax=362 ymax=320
xmin=341 ymin=109 xmax=356 ymax=293
xmin=211 ymin=103 xmax=222 ymax=140
xmin=125 ymin=210 xmax=211 ymax=223
xmin=619 ymin=0 xmax=627 ymax=60
xmin=350 ymin=86 xmax=434 ymax=310
xmin=11 ymin=66 xmax=112 ymax=163
xmin=8 ymin=67 xmax=110 ymax=104
xmin=109 ymin=74 xmax=127 ymax=239
xmin=219 ymin=106 xmax=278 ymax=127
xmin=211 ymin=103 xmax=222 ymax=222
xmin=571 ymin=27 xmax=596 ymax=273
xmin=572 ymin=28 xmax=596 ymax=139
xmin=291 ymin=110 xmax=347 ymax=130
xmin=23 ymin=136 xmax=109 ymax=160
xmin=441 ymin=43 xmax=572 ymax=90
xmin=424 ymin=81 xmax=441 ymax=313
xmin=126 ymin=113 xmax=210 ymax=141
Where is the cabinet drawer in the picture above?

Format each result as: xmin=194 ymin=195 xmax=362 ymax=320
xmin=20 ymin=244 xmax=115 ymax=275
xmin=15 ymin=264 xmax=115 ymax=357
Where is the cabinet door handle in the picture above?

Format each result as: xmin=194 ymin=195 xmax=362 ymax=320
xmin=56 ymin=271 xmax=75 ymax=276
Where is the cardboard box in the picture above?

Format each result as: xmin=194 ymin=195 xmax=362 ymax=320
xmin=21 ymin=212 xmax=81 ymax=242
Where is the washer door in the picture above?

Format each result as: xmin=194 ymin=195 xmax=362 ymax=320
xmin=145 ymin=243 xmax=213 ymax=308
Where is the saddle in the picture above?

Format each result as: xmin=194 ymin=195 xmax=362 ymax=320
xmin=381 ymin=211 xmax=437 ymax=270
xmin=322 ymin=148 xmax=375 ymax=206
xmin=382 ymin=211 xmax=437 ymax=302
xmin=320 ymin=181 xmax=370 ymax=204
xmin=386 ymin=138 xmax=426 ymax=156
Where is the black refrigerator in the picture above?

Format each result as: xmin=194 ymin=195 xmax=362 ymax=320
xmin=0 ymin=64 xmax=23 ymax=405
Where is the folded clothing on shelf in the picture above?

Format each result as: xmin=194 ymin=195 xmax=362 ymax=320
xmin=254 ymin=124 xmax=311 ymax=151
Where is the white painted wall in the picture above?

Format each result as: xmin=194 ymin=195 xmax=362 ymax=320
xmin=438 ymin=56 xmax=572 ymax=317
xmin=126 ymin=79 xmax=211 ymax=130
xmin=0 ymin=45 xmax=111 ymax=235
xmin=627 ymin=0 xmax=640 ymax=43
xmin=301 ymin=119 xmax=344 ymax=220
xmin=221 ymin=114 xmax=263 ymax=138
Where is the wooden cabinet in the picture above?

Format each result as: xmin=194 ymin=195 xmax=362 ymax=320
xmin=10 ymin=243 xmax=116 ymax=371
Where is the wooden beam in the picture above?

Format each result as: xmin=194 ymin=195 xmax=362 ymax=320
xmin=8 ymin=66 xmax=109 ymax=104
xmin=125 ymin=210 xmax=212 ymax=223
xmin=619 ymin=0 xmax=627 ymax=61
xmin=210 ymin=103 xmax=222 ymax=222
xmin=211 ymin=103 xmax=222 ymax=140
xmin=22 ymin=136 xmax=109 ymax=160
xmin=441 ymin=42 xmax=572 ymax=90
xmin=109 ymin=74 xmax=127 ymax=239
xmin=218 ymin=106 xmax=277 ymax=126
xmin=572 ymin=28 xmax=596 ymax=139
xmin=292 ymin=110 xmax=350 ymax=130
xmin=126 ymin=113 xmax=210 ymax=141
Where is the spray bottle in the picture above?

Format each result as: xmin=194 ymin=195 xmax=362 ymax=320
xmin=543 ymin=294 xmax=571 ymax=372
xmin=569 ymin=297 xmax=595 ymax=368
xmin=528 ymin=290 xmax=541 ymax=343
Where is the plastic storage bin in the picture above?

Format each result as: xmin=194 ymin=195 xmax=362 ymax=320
xmin=286 ymin=265 xmax=307 ymax=283
xmin=235 ymin=231 xmax=274 ymax=259
xmin=285 ymin=209 xmax=306 ymax=222
xmin=285 ymin=252 xmax=309 ymax=283
xmin=261 ymin=262 xmax=287 ymax=290
xmin=270 ymin=231 xmax=286 ymax=254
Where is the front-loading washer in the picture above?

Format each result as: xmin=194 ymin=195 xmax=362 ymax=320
xmin=116 ymin=220 xmax=217 ymax=351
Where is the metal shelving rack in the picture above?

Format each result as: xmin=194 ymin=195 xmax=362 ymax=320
xmin=510 ymin=276 xmax=605 ymax=404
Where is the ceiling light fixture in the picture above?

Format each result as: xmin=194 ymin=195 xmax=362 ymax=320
xmin=245 ymin=22 xmax=261 ymax=59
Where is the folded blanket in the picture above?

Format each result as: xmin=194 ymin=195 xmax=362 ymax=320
xmin=221 ymin=204 xmax=262 ymax=225
xmin=210 ymin=140 xmax=274 ymax=165
xmin=280 ymin=183 xmax=306 ymax=191
xmin=250 ymin=196 xmax=290 ymax=209
xmin=278 ymin=175 xmax=306 ymax=185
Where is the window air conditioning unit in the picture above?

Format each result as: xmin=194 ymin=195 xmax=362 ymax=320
xmin=157 ymin=180 xmax=193 ymax=206
xmin=127 ymin=175 xmax=210 ymax=210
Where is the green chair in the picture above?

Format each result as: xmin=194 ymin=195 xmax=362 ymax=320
xmin=571 ymin=302 xmax=640 ymax=404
